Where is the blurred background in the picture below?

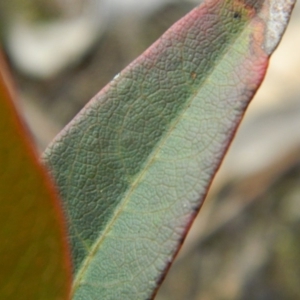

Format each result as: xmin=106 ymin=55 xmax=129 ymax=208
xmin=1 ymin=0 xmax=299 ymax=299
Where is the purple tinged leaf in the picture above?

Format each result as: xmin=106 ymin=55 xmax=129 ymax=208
xmin=43 ymin=0 xmax=296 ymax=298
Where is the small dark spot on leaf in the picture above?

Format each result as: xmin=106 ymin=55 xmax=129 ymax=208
xmin=191 ymin=72 xmax=197 ymax=79
xmin=233 ymin=12 xmax=241 ymax=19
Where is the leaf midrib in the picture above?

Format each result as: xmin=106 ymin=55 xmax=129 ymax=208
xmin=71 ymin=17 xmax=253 ymax=295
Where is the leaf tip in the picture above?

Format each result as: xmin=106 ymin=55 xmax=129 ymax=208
xmin=263 ymin=0 xmax=296 ymax=54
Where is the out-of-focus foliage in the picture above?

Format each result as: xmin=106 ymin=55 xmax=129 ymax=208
xmin=0 ymin=56 xmax=71 ymax=300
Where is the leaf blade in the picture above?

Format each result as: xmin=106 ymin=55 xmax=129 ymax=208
xmin=0 ymin=55 xmax=72 ymax=299
xmin=43 ymin=0 xmax=295 ymax=298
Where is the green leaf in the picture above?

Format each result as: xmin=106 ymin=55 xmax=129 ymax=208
xmin=0 ymin=55 xmax=72 ymax=299
xmin=43 ymin=0 xmax=295 ymax=298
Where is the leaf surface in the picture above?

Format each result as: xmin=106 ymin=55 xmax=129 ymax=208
xmin=0 ymin=55 xmax=71 ymax=299
xmin=43 ymin=0 xmax=295 ymax=298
